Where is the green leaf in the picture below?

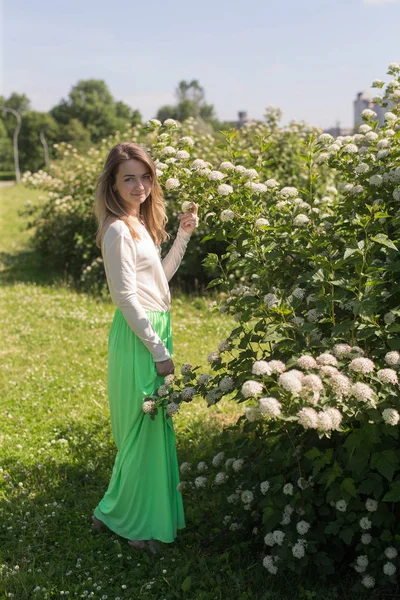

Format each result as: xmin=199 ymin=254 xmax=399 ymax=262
xmin=382 ymin=480 xmax=400 ymax=502
xmin=371 ymin=450 xmax=399 ymax=481
xmin=340 ymin=478 xmax=357 ymax=498
xmin=339 ymin=527 xmax=354 ymax=545
xmin=181 ymin=576 xmax=192 ymax=592
xmin=343 ymin=247 xmax=359 ymax=260
xmin=371 ymin=234 xmax=398 ymax=251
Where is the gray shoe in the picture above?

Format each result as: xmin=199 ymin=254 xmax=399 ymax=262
xmin=146 ymin=539 xmax=160 ymax=554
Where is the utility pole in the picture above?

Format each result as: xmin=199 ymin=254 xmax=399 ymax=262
xmin=2 ymin=107 xmax=22 ymax=183
xmin=40 ymin=126 xmax=50 ymax=168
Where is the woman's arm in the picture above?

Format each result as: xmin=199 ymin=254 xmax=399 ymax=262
xmin=103 ymin=227 xmax=171 ymax=362
xmin=161 ymin=226 xmax=192 ymax=283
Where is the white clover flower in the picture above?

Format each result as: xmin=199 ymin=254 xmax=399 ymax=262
xmin=219 ymin=377 xmax=234 ymax=393
xmin=241 ymin=380 xmax=263 ymax=398
xmin=244 ymin=168 xmax=259 ymax=179
xmin=220 ymin=209 xmax=235 ymax=222
xmin=332 ymin=343 xmax=352 ymax=359
xmin=208 ymin=170 xmax=225 ymax=181
xmin=325 ymin=408 xmax=343 ymax=429
xmin=161 ymin=146 xmax=176 ymax=156
xmin=359 ymin=517 xmax=372 ymax=531
xmin=317 ymin=411 xmax=334 ymax=432
xmin=205 ymin=388 xmax=223 ymax=405
xmin=252 ymin=360 xmax=272 ymax=376
xmin=229 ymin=522 xmax=239 ymax=531
xmin=198 ymin=373 xmax=212 ymax=385
xmin=292 ymin=542 xmax=305 ymax=559
xmin=259 ymin=397 xmax=282 ymax=418
xmin=297 ymin=355 xmax=317 ymax=370
xmin=319 ymin=365 xmax=339 ymax=377
xmin=192 ymin=158 xmax=207 ymax=170
xmin=194 ymin=476 xmax=207 ymax=488
xmin=165 ymin=177 xmax=180 ymax=191
xmin=180 ymin=363 xmax=192 ymax=374
xmin=318 ymin=133 xmax=334 ymax=144
xmin=349 ymin=357 xmax=375 ymax=374
xmin=244 ymin=406 xmax=262 ymax=423
xmin=181 ymin=387 xmax=196 ymax=401
xmin=377 ymin=369 xmax=398 ymax=385
xmin=343 ymin=144 xmax=358 ymax=154
xmin=179 ymin=136 xmax=194 ymax=147
xmin=297 ymin=407 xmax=318 ymax=429
xmin=382 ymin=408 xmax=400 ymax=426
xmin=212 ymin=452 xmax=225 ymax=467
xmin=227 ymin=492 xmax=239 ymax=504
xmin=385 ymin=111 xmax=397 ymax=122
xmin=264 ymin=293 xmax=279 ymax=308
xmin=296 ymin=521 xmax=310 ymax=535
xmin=215 ymin=471 xmax=228 ymax=485
xmin=365 ymin=498 xmax=378 ymax=512
xmin=207 ymin=351 xmax=220 ymax=364
xmin=265 ymin=179 xmax=280 ymax=188
xmin=164 ymin=374 xmax=175 ymax=386
xmin=260 ymin=480 xmax=270 ymax=494
xmin=385 ymin=547 xmax=398 ymax=560
xmin=377 ymin=149 xmax=390 ymax=160
xmin=218 ymin=184 xmax=233 ymax=196
xmin=280 ymin=186 xmax=298 ymax=198
xmin=197 ymin=461 xmax=208 ymax=472
xmin=328 ymin=373 xmax=351 ymax=398
xmin=175 ymin=149 xmax=190 ymax=160
xmin=336 ymin=499 xmax=348 ymax=512
xmin=246 ymin=182 xmax=268 ymax=194
xmin=361 ymin=575 xmax=375 ymax=589
xmin=355 ymin=163 xmax=370 ymax=174
xmin=357 ymin=555 xmax=369 ymax=568
xmin=232 ymin=458 xmax=245 ymax=472
xmin=241 ymin=490 xmax=254 ymax=504
xmin=369 ymin=173 xmax=384 ymax=186
xmin=180 ymin=201 xmax=193 ymax=214
xmin=157 ymin=384 xmax=169 ymax=397
xmin=361 ymin=533 xmax=372 ymax=545
xmin=301 ymin=374 xmax=323 ymax=393
xmin=362 ymin=109 xmax=377 ymax=120
xmin=306 ymin=309 xmax=320 ymax=323
xmin=219 ymin=161 xmax=235 ymax=171
xmin=365 ymin=131 xmax=379 ymax=143
xmin=293 ymin=214 xmax=310 ymax=226
xmin=272 ymin=530 xmax=285 ymax=546
xmin=147 ymin=118 xmax=162 ymax=128
xmin=372 ymin=79 xmax=384 ymax=87
xmin=281 ymin=483 xmax=293 ymax=496
xmin=277 ymin=369 xmax=302 ymax=395
xmin=142 ymin=400 xmax=156 ymax=414
xmin=392 ymin=188 xmax=400 ymax=201
xmin=255 ymin=217 xmax=270 ymax=228
xmin=268 ymin=360 xmax=286 ymax=374
xmin=281 ymin=513 xmax=291 ymax=525
xmin=316 ymin=353 xmax=338 ymax=367
xmin=180 ymin=461 xmax=192 ymax=474
xmin=163 ymin=118 xmax=178 ymax=127
xmin=385 ymin=351 xmax=400 ymax=367
xmin=166 ymin=402 xmax=180 ymax=416
xmin=383 ymin=562 xmax=396 ymax=577
xmin=359 ymin=124 xmax=372 ymax=133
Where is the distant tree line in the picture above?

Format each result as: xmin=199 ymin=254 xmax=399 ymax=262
xmin=0 ymin=79 xmax=232 ymax=174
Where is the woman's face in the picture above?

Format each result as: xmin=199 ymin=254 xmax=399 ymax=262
xmin=113 ymin=159 xmax=152 ymax=215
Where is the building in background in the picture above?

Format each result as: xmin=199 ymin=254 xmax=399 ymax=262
xmin=354 ymin=91 xmax=391 ymax=129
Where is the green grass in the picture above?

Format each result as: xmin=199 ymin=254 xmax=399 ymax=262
xmin=0 ymin=185 xmax=371 ymax=600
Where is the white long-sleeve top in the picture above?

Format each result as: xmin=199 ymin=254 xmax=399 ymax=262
xmin=101 ymin=217 xmax=192 ymax=362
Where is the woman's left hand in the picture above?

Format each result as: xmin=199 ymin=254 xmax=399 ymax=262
xmin=177 ymin=202 xmax=199 ymax=234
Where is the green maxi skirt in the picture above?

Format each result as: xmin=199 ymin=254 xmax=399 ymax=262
xmin=93 ymin=308 xmax=185 ymax=543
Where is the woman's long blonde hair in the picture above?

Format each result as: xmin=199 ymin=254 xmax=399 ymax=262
xmin=93 ymin=142 xmax=168 ymax=249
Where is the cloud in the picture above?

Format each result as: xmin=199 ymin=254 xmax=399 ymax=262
xmin=364 ymin=0 xmax=400 ymax=4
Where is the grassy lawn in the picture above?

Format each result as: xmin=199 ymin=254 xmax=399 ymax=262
xmin=0 ymin=185 xmax=367 ymax=600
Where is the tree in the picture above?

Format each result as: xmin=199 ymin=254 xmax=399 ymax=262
xmin=156 ymin=80 xmax=216 ymax=124
xmin=17 ymin=111 xmax=60 ymax=173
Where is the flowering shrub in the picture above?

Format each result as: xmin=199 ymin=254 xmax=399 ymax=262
xmin=138 ymin=63 xmax=400 ymax=591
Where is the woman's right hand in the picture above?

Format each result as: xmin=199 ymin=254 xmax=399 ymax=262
xmin=156 ymin=358 xmax=175 ymax=376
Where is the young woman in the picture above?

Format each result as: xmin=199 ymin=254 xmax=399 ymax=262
xmin=91 ymin=142 xmax=199 ymax=553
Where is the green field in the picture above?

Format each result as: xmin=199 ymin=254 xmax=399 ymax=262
xmin=0 ymin=185 xmax=367 ymax=600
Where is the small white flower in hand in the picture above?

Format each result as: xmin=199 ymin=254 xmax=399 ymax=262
xmin=178 ymin=202 xmax=199 ymax=233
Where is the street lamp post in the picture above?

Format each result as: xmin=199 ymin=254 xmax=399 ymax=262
xmin=40 ymin=126 xmax=50 ymax=168
xmin=2 ymin=107 xmax=22 ymax=183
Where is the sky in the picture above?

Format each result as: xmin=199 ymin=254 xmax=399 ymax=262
xmin=0 ymin=0 xmax=399 ymax=130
